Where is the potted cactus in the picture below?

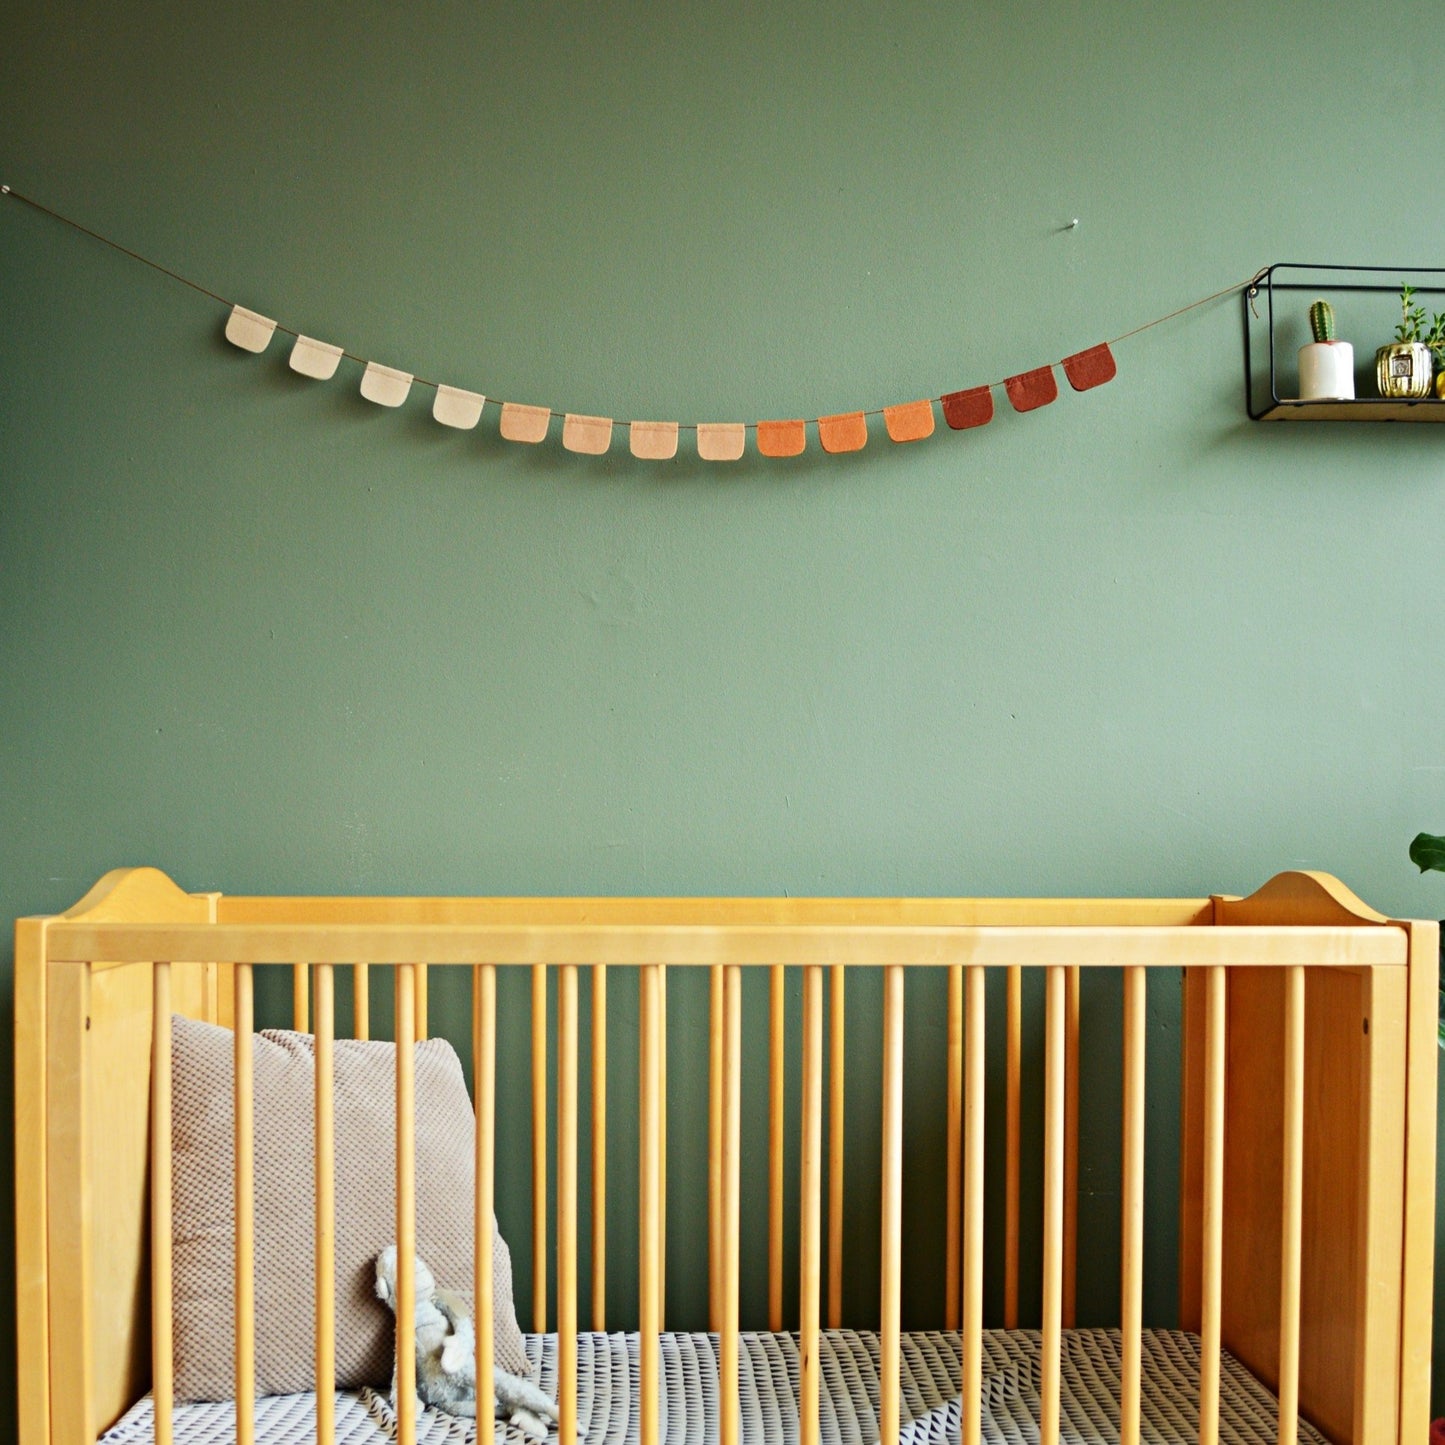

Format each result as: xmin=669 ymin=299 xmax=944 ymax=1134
xmin=1298 ymin=299 xmax=1354 ymax=401
xmin=1376 ymin=284 xmax=1439 ymax=399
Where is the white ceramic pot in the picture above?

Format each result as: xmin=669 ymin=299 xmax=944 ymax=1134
xmin=1298 ymin=340 xmax=1355 ymax=401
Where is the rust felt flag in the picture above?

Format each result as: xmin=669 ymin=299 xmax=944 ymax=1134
xmin=1004 ymin=367 xmax=1058 ymax=413
xmin=1062 ymin=344 xmax=1117 ymax=392
xmin=940 ymin=387 xmax=994 ymax=430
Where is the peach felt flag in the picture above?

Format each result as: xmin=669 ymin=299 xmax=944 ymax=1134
xmin=499 ymin=403 xmax=552 ymax=443
xmin=756 ymin=420 xmax=806 ymax=457
xmin=1003 ymin=366 xmax=1058 ymax=413
xmin=697 ymin=423 xmax=746 ymax=461
xmin=630 ymin=421 xmax=679 ymax=460
xmin=433 ymin=386 xmax=486 ymax=430
xmin=224 ymin=306 xmax=277 ymax=353
xmin=563 ymin=414 xmax=613 ymax=455
xmin=359 ymin=362 xmax=413 ymax=408
xmin=883 ymin=400 xmax=936 ymax=443
xmin=817 ymin=412 xmax=867 ymax=454
xmin=940 ymin=387 xmax=994 ymax=429
xmin=1062 ymin=344 xmax=1117 ymax=391
xmin=289 ymin=336 xmax=345 ymax=380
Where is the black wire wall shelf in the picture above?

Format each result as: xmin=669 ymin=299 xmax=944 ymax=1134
xmin=1245 ymin=263 xmax=1445 ymax=422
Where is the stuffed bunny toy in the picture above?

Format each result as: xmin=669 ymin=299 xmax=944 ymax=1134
xmin=375 ymin=1246 xmax=562 ymax=1440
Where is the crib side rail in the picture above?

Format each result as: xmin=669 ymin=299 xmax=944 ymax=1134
xmin=43 ymin=919 xmax=1407 ymax=969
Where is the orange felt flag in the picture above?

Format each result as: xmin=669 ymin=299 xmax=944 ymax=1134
xmin=757 ymin=419 xmax=807 ymax=457
xmin=817 ymin=412 xmax=867 ymax=454
xmin=883 ymin=400 xmax=936 ymax=443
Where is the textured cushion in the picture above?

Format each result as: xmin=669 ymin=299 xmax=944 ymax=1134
xmin=170 ymin=1016 xmax=529 ymax=1401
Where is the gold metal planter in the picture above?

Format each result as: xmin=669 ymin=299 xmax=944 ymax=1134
xmin=1375 ymin=342 xmax=1434 ymax=399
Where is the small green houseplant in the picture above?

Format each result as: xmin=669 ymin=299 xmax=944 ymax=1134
xmin=1298 ymin=299 xmax=1354 ymax=401
xmin=1377 ymin=285 xmax=1443 ymax=399
xmin=1408 ymin=830 xmax=1445 ymax=1045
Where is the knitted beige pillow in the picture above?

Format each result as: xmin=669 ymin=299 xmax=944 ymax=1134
xmin=169 ymin=1016 xmax=529 ymax=1401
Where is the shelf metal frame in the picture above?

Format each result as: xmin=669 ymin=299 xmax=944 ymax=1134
xmin=1244 ymin=262 xmax=1445 ymax=421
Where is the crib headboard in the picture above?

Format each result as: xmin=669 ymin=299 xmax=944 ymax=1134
xmin=1180 ymin=872 xmax=1437 ymax=1445
xmin=15 ymin=869 xmax=229 ymax=1445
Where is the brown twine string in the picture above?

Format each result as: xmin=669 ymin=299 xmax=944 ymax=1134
xmin=1 ymin=184 xmax=1262 ymax=433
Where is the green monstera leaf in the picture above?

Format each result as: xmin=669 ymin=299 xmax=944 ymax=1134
xmin=1410 ymin=832 xmax=1445 ymax=874
xmin=1410 ymin=834 xmax=1445 ymax=1045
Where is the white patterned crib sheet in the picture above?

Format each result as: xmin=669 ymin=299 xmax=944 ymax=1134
xmin=101 ymin=1328 xmax=1329 ymax=1445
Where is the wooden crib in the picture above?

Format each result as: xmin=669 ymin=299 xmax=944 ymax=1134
xmin=13 ymin=867 xmax=1438 ymax=1445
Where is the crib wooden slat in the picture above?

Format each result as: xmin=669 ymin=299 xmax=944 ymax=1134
xmin=1063 ymin=964 xmax=1080 ymax=1330
xmin=591 ymin=963 xmax=608 ymax=1332
xmin=708 ymin=965 xmax=723 ymax=1334
xmin=415 ymin=963 xmax=428 ymax=1040
xmin=659 ymin=964 xmax=668 ymax=1326
xmin=314 ymin=965 xmax=336 ymax=1445
xmin=1278 ymin=964 xmax=1305 ymax=1445
xmin=1200 ymin=965 xmax=1227 ymax=1445
xmin=769 ymin=962 xmax=785 ymax=1332
xmin=532 ymin=963 xmax=547 ymax=1333
xmin=235 ymin=963 xmax=256 ymax=1445
xmin=640 ymin=964 xmax=664 ymax=1445
xmin=396 ymin=966 xmax=418 ymax=1445
xmin=944 ymin=965 xmax=963 ymax=1332
xmin=474 ymin=965 xmax=497 ymax=1445
xmin=1004 ymin=964 xmax=1022 ymax=1328
xmin=800 ymin=965 xmax=824 ymax=1445
xmin=353 ymin=963 xmax=370 ymax=1040
xmin=1041 ymin=965 xmax=1065 ymax=1445
xmin=880 ymin=964 xmax=904 ymax=1445
xmin=828 ymin=963 xmax=846 ymax=1330
xmin=1121 ymin=966 xmax=1146 ymax=1445
xmin=152 ymin=963 xmax=174 ymax=1445
xmin=558 ymin=964 xmax=579 ymax=1445
xmin=293 ymin=962 xmax=309 ymax=1032
xmin=721 ymin=964 xmax=743 ymax=1445
xmin=962 ymin=966 xmax=986 ymax=1445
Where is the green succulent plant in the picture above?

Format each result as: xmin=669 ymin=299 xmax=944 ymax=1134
xmin=1393 ymin=284 xmax=1445 ymax=368
xmin=1408 ymin=831 xmax=1445 ymax=1045
xmin=1395 ymin=284 xmax=1428 ymax=342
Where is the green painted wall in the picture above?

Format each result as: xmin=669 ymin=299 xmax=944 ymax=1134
xmin=4 ymin=0 xmax=1445 ymax=1433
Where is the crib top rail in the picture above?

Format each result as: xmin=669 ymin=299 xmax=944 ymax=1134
xmin=29 ymin=865 xmax=1411 ymax=968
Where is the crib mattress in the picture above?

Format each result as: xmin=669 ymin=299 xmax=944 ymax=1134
xmin=101 ymin=1329 xmax=1329 ymax=1445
